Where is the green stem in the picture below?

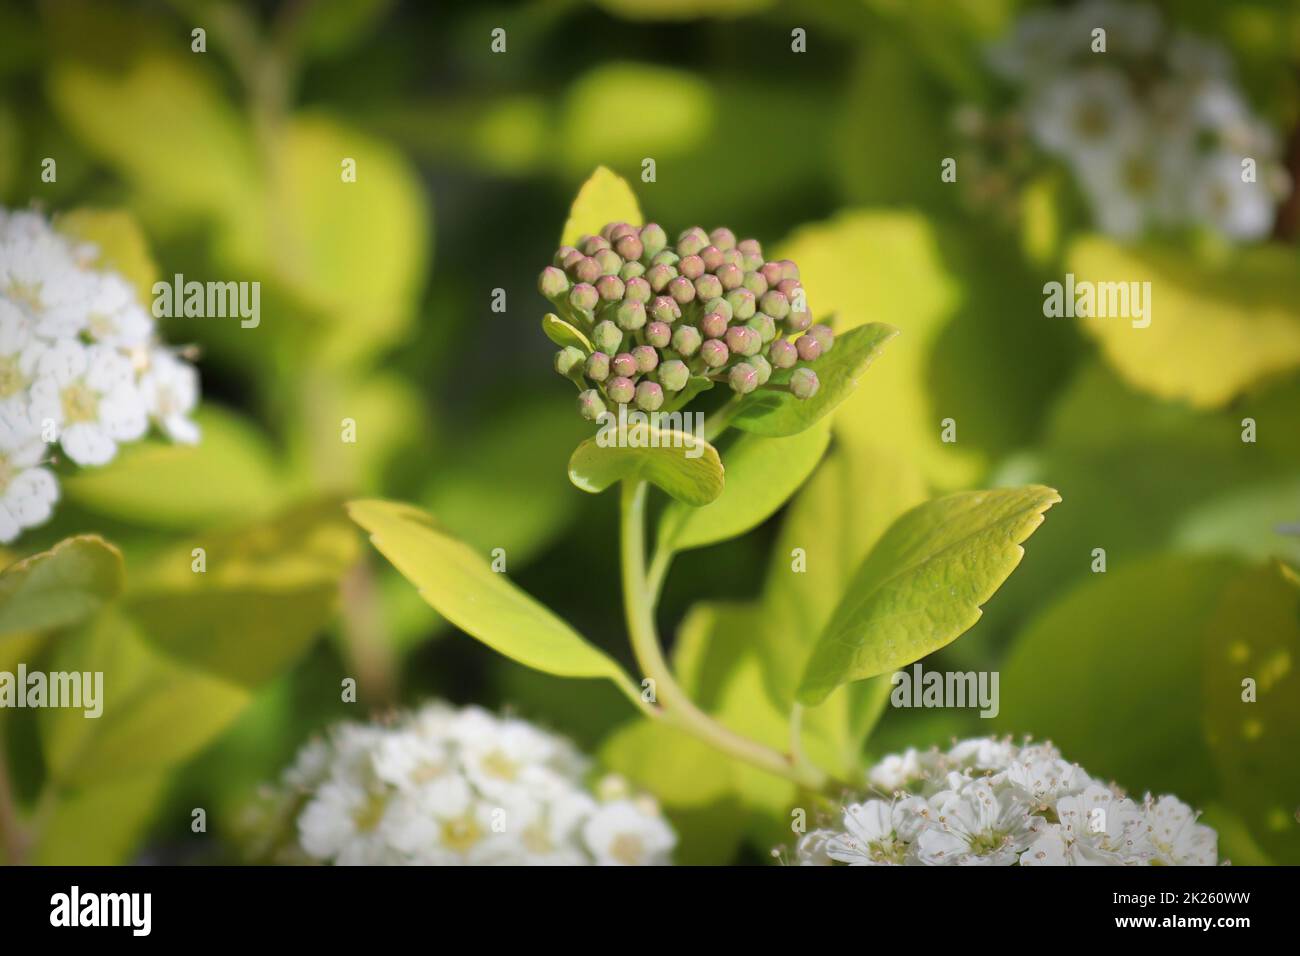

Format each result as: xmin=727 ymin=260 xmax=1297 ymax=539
xmin=619 ymin=481 xmax=826 ymax=790
xmin=703 ymin=396 xmax=742 ymax=443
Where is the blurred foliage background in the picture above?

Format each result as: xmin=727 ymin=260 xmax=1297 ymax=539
xmin=1 ymin=0 xmax=1298 ymax=865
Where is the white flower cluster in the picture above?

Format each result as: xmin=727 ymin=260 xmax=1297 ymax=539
xmin=0 ymin=207 xmax=200 ymax=544
xmin=989 ymin=1 xmax=1290 ymax=240
xmin=261 ymin=703 xmax=676 ymax=866
xmin=795 ymin=737 xmax=1218 ymax=866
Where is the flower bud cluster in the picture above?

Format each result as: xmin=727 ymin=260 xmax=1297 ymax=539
xmin=540 ymin=222 xmax=832 ymax=420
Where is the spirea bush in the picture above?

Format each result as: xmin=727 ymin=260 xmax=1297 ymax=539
xmin=0 ymin=207 xmax=200 ymax=543
xmin=795 ymin=737 xmax=1217 ymax=866
xmin=248 ymin=703 xmax=676 ymax=866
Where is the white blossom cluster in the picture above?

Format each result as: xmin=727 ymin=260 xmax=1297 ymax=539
xmin=255 ymin=703 xmax=676 ymax=866
xmin=0 ymin=207 xmax=200 ymax=544
xmin=794 ymin=737 xmax=1218 ymax=866
xmin=988 ymin=1 xmax=1290 ymax=240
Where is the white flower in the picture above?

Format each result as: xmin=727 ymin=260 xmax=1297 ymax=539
xmin=81 ymin=273 xmax=152 ymax=348
xmin=1027 ymin=69 xmax=1143 ymax=165
xmin=299 ymin=777 xmax=404 ymax=866
xmin=867 ymin=748 xmax=925 ymax=791
xmin=823 ymin=797 xmax=928 ymax=866
xmin=916 ymin=782 xmax=1038 ymax=866
xmin=0 ymin=299 xmax=46 ymax=417
xmin=28 ymin=339 xmax=147 ymax=466
xmin=582 ymin=799 xmax=676 ymax=866
xmin=1191 ymin=152 xmax=1278 ymax=241
xmin=0 ymin=403 xmax=58 ymax=545
xmin=138 ymin=349 xmax=200 ymax=444
xmin=1022 ymin=784 xmax=1152 ymax=866
xmin=1144 ymin=795 xmax=1218 ymax=866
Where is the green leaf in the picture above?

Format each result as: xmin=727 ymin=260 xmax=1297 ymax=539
xmin=0 ymin=536 xmax=123 ymax=640
xmin=1067 ymin=237 xmax=1300 ymax=409
xmin=731 ymin=323 xmax=898 ymax=437
xmin=54 ymin=208 xmax=158 ymax=304
xmin=542 ymin=313 xmax=593 ymax=353
xmin=41 ymin=610 xmax=250 ymax=787
xmin=124 ymin=500 xmax=358 ymax=686
xmin=560 ymin=165 xmax=642 ymax=247
xmin=661 ymin=375 xmax=712 ymax=414
xmin=657 ymin=420 xmax=830 ymax=553
xmin=567 ymin=424 xmax=724 ymax=506
xmin=798 ymin=485 xmax=1060 ymax=705
xmin=61 ymin=405 xmax=283 ymax=529
xmin=34 ymin=773 xmax=167 ymax=865
xmin=348 ymin=499 xmax=636 ymax=690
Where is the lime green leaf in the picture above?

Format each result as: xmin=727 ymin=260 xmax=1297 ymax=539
xmin=1067 ymin=237 xmax=1300 ymax=409
xmin=348 ymin=499 xmax=635 ymax=689
xmin=55 ymin=208 xmax=157 ymax=304
xmin=125 ymin=501 xmax=357 ymax=686
xmin=41 ymin=610 xmax=250 ymax=787
xmin=62 ymin=405 xmax=283 ymax=529
xmin=34 ymin=772 xmax=167 ymax=865
xmin=542 ymin=313 xmax=593 ymax=353
xmin=657 ymin=420 xmax=830 ymax=553
xmin=0 ymin=536 xmax=123 ymax=639
xmin=295 ymin=0 xmax=393 ymax=58
xmin=592 ymin=0 xmax=775 ymax=20
xmin=560 ymin=166 xmax=642 ymax=248
xmin=798 ymin=486 xmax=1060 ymax=705
xmin=731 ymin=323 xmax=897 ymax=437
xmin=567 ymin=425 xmax=723 ymax=506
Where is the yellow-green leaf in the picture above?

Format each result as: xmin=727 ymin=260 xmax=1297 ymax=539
xmin=568 ymin=425 xmax=723 ymax=506
xmin=0 ymin=536 xmax=123 ymax=639
xmin=55 ymin=208 xmax=158 ymax=304
xmin=542 ymin=313 xmax=594 ymax=353
xmin=560 ymin=165 xmax=642 ymax=247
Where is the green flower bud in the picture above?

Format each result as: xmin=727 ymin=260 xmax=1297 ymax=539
xmin=620 ymin=260 xmax=646 ymax=281
xmin=700 ymin=338 xmax=729 ymax=369
xmin=580 ymin=235 xmax=610 ymax=255
xmin=658 ymin=359 xmax=689 ymax=391
xmin=649 ymin=295 xmax=681 ymax=323
xmin=742 ymin=271 xmax=768 ymax=297
xmin=646 ymin=263 xmax=677 ymax=293
xmin=768 ymin=338 xmax=798 ymax=368
xmin=650 ymin=249 xmax=680 ymax=267
xmin=704 ymin=297 xmax=733 ymax=321
xmin=615 ymin=234 xmax=644 ymax=262
xmin=790 ymin=367 xmax=820 ymax=400
xmin=572 ymin=256 xmax=601 ymax=284
xmin=612 ymin=352 xmax=638 ymax=378
xmin=586 ymin=351 xmax=611 ymax=381
xmin=569 ymin=283 xmax=598 ymax=312
xmin=694 ymin=274 xmax=722 ymax=301
xmin=679 ymin=255 xmax=705 ymax=280
xmin=709 ymin=226 xmax=737 ymax=251
xmin=777 ymin=278 xmax=803 ymax=299
xmin=539 ymin=266 xmax=570 ymax=299
xmin=635 ymin=380 xmax=664 ymax=411
xmin=593 ymin=320 xmax=623 ymax=354
xmin=676 ymin=226 xmax=709 ymax=257
xmin=578 ymin=389 xmax=606 ymax=420
xmin=555 ymin=346 xmax=585 ymax=376
xmin=721 ymin=248 xmax=745 ymax=269
xmin=616 ymin=299 xmax=647 ymax=331
xmin=646 ymin=321 xmax=672 ymax=348
xmin=561 ymin=248 xmax=585 ymax=271
xmin=632 ymin=344 xmax=659 ymax=374
xmin=786 ymin=309 xmax=813 ymax=333
xmin=751 ymin=353 xmax=772 ymax=385
xmin=700 ymin=245 xmax=724 ymax=271
xmin=808 ymin=323 xmax=835 ymax=353
xmin=728 ymin=362 xmax=759 ymax=394
xmin=777 ymin=259 xmax=801 ymax=281
xmin=608 ymin=222 xmax=638 ymax=242
xmin=747 ymin=312 xmax=776 ymax=344
xmin=671 ymin=325 xmax=702 ymax=357
xmin=725 ymin=287 xmax=756 ymax=320
xmin=668 ymin=275 xmax=696 ymax=306
xmin=716 ymin=263 xmax=744 ymax=291
xmin=759 ymin=289 xmax=790 ymax=319
xmin=640 ymin=223 xmax=668 ymax=259
xmin=700 ymin=311 xmax=728 ymax=339
xmin=554 ymin=245 xmax=578 ymax=266
xmin=595 ymin=249 xmax=623 ymax=276
xmin=624 ymin=276 xmax=652 ymax=304
xmin=796 ymin=334 xmax=822 ymax=362
xmin=606 ymin=376 xmax=636 ymax=405
xmin=595 ymin=274 xmax=625 ymax=302
xmin=759 ymin=261 xmax=784 ymax=288
xmin=738 ymin=237 xmax=762 ymax=255
xmin=725 ymin=325 xmax=761 ymax=357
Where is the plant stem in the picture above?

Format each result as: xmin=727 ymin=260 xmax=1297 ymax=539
xmin=703 ymin=396 xmax=742 ymax=443
xmin=619 ymin=481 xmax=826 ymax=790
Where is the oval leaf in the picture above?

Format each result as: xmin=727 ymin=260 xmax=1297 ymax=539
xmin=542 ymin=313 xmax=593 ymax=353
xmin=797 ymin=485 xmax=1060 ymax=705
xmin=0 ymin=535 xmax=124 ymax=639
xmin=657 ymin=420 xmax=830 ymax=554
xmin=567 ymin=425 xmax=723 ymax=506
xmin=731 ymin=322 xmax=898 ymax=437
xmin=560 ymin=165 xmax=642 ymax=247
xmin=348 ymin=499 xmax=634 ymax=686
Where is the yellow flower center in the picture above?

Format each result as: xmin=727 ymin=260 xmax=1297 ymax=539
xmin=441 ymin=815 xmax=484 ymax=853
xmin=610 ymin=834 xmax=645 ymax=865
xmin=61 ymin=383 xmax=99 ymax=424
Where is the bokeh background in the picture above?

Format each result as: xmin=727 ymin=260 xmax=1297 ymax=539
xmin=1 ymin=0 xmax=1297 ymax=865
